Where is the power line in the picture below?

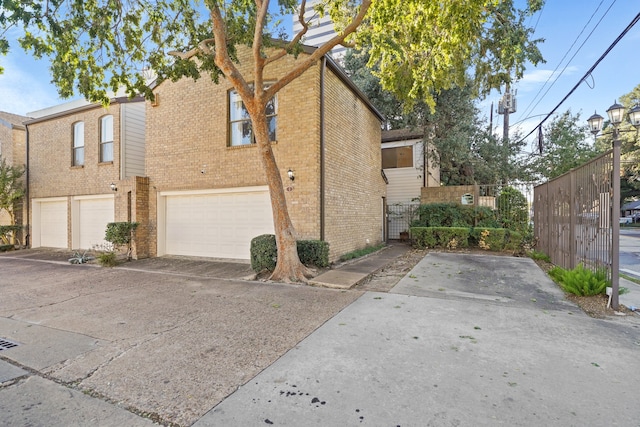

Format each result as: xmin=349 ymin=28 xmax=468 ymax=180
xmin=517 ymin=0 xmax=614 ymax=122
xmin=519 ymin=10 xmax=640 ymax=145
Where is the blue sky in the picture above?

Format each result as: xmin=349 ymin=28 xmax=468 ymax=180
xmin=0 ymin=0 xmax=638 ymax=152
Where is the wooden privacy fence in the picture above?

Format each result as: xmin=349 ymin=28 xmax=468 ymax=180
xmin=533 ymin=151 xmax=614 ymax=275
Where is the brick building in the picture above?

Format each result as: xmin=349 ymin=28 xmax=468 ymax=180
xmin=145 ymin=46 xmax=386 ymax=261
xmin=26 ymin=97 xmax=146 ymax=253
xmin=24 ymin=46 xmax=386 ymax=262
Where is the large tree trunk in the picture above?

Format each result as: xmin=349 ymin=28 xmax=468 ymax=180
xmin=251 ymin=110 xmax=313 ymax=282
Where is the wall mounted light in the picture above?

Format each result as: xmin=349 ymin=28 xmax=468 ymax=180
xmin=287 ymin=169 xmax=295 ymax=182
xmin=110 ymin=182 xmax=118 ymax=192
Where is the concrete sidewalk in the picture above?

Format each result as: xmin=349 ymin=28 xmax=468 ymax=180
xmin=308 ymin=244 xmax=411 ymax=289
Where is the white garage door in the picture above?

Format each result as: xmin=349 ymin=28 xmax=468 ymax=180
xmin=39 ymin=200 xmax=68 ymax=248
xmin=78 ymin=197 xmax=114 ymax=249
xmin=164 ymin=189 xmax=274 ymax=259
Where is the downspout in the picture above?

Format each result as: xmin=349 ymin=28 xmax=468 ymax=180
xmin=320 ymin=56 xmax=326 ymax=241
xmin=25 ymin=124 xmax=30 ymax=248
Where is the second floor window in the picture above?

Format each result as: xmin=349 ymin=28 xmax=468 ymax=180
xmin=382 ymin=146 xmax=413 ymax=169
xmin=73 ymin=122 xmax=84 ymax=166
xmin=229 ymin=89 xmax=277 ymax=146
xmin=100 ymin=115 xmax=114 ymax=162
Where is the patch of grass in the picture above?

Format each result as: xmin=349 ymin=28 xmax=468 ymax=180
xmin=621 ymin=273 xmax=640 ymax=286
xmin=96 ymin=251 xmax=117 ymax=267
xmin=528 ymin=250 xmax=551 ymax=262
xmin=339 ymin=244 xmax=385 ymax=262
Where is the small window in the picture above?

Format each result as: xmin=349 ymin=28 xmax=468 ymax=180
xmin=73 ymin=122 xmax=85 ymax=166
xmin=382 ymin=146 xmax=413 ymax=169
xmin=100 ymin=115 xmax=114 ymax=162
xmin=229 ymin=89 xmax=277 ymax=146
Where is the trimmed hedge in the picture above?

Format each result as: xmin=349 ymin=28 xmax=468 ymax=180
xmin=411 ymin=226 xmax=523 ymax=252
xmin=411 ymin=227 xmax=470 ymax=249
xmin=413 ymin=203 xmax=500 ymax=228
xmin=250 ymin=234 xmax=330 ymax=272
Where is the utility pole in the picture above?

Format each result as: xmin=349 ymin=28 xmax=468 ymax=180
xmin=498 ymin=84 xmax=516 ymax=144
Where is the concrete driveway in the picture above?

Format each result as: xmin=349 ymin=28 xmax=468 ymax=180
xmin=0 ymin=255 xmax=361 ymax=426
xmin=2 ymin=251 xmax=640 ymax=426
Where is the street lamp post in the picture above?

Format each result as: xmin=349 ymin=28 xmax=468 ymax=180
xmin=587 ymin=101 xmax=640 ymax=310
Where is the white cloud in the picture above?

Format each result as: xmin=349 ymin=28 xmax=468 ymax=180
xmin=0 ymin=52 xmax=66 ymax=116
xmin=517 ymin=66 xmax=579 ymax=92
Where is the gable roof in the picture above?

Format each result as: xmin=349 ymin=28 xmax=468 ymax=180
xmin=0 ymin=111 xmax=31 ymax=130
xmin=622 ymin=200 xmax=640 ymax=210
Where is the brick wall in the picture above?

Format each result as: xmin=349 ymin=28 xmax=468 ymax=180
xmin=145 ymin=46 xmax=323 ymax=256
xmin=323 ymin=68 xmax=385 ymax=259
xmin=421 ymin=185 xmax=478 ymax=205
xmin=28 ymin=104 xmax=124 ymax=248
xmin=145 ymin=48 xmax=385 ymax=261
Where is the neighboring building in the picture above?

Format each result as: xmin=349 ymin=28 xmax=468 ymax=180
xmin=293 ymin=0 xmax=347 ymax=61
xmin=145 ymin=45 xmax=385 ymax=261
xmin=622 ymin=200 xmax=640 ymax=219
xmin=0 ymin=111 xmax=29 ymax=229
xmin=381 ymin=128 xmax=440 ymax=239
xmin=26 ymin=96 xmax=147 ymax=253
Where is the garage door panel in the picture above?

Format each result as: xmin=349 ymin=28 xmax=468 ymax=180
xmin=78 ymin=198 xmax=114 ymax=249
xmin=39 ymin=201 xmax=68 ymax=248
xmin=165 ymin=190 xmax=274 ymax=259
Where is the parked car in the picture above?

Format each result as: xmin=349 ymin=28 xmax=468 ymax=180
xmin=620 ymin=217 xmax=633 ymax=225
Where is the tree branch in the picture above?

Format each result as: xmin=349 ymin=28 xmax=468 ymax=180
xmin=209 ymin=4 xmax=252 ymax=101
xmin=253 ymin=0 xmax=270 ymax=93
xmin=264 ymin=0 xmax=309 ymax=67
xmin=265 ymin=0 xmax=371 ymax=99
xmin=167 ymin=38 xmax=216 ymax=60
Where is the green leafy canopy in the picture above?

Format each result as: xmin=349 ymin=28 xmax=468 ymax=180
xmin=1 ymin=0 xmax=544 ymax=108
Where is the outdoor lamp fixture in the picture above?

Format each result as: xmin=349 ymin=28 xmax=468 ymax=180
xmin=287 ymin=169 xmax=295 ymax=182
xmin=587 ymin=111 xmax=604 ymax=136
xmin=629 ymin=104 xmax=640 ymax=129
xmin=585 ymin=100 xmax=633 ymax=311
xmin=110 ymin=182 xmax=118 ymax=192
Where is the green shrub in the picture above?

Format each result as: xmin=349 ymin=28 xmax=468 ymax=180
xmin=250 ymin=234 xmax=330 ymax=272
xmin=411 ymin=227 xmax=470 ymax=249
xmin=0 ymin=243 xmax=14 ymax=252
xmin=413 ymin=203 xmax=500 ymax=229
xmin=0 ymin=224 xmax=22 ymax=245
xmin=504 ymin=230 xmax=523 ymax=252
xmin=297 ymin=240 xmax=330 ymax=268
xmin=470 ymin=228 xmax=507 ymax=251
xmin=250 ymin=234 xmax=278 ymax=272
xmin=97 ymin=251 xmax=117 ymax=267
xmin=549 ymin=263 xmax=609 ymax=296
xmin=496 ymin=186 xmax=529 ymax=232
xmin=105 ymin=222 xmax=139 ymax=246
xmin=105 ymin=222 xmax=139 ymax=260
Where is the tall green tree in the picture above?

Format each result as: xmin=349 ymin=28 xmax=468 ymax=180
xmin=526 ymin=111 xmax=599 ymax=180
xmin=0 ymin=158 xmax=25 ymax=225
xmin=594 ymin=84 xmax=640 ymax=198
xmin=1 ymin=0 xmax=544 ymax=281
xmin=343 ymin=48 xmax=528 ymax=185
